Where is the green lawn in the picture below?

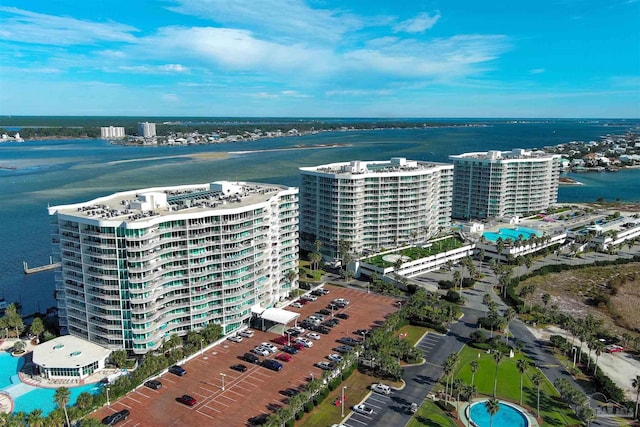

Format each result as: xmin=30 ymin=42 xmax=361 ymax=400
xmin=365 ymin=237 xmax=465 ymax=268
xmin=395 ymin=325 xmax=430 ymax=347
xmin=453 ymin=346 xmax=581 ymax=427
xmin=406 ymin=400 xmax=458 ymax=427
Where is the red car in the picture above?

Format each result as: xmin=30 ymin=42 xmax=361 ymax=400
xmin=177 ymin=395 xmax=197 ymax=406
xmin=292 ymin=342 xmax=304 ymax=350
xmin=605 ymin=345 xmax=624 ymax=353
xmin=275 ymin=353 xmax=292 ymax=362
xmin=272 ymin=336 xmax=289 ymax=345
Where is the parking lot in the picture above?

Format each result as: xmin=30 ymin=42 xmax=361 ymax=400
xmin=91 ymin=285 xmax=399 ymax=426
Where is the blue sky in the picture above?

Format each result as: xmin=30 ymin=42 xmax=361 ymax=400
xmin=0 ymin=0 xmax=638 ymax=118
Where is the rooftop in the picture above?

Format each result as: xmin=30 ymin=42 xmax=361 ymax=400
xmin=300 ymin=157 xmax=452 ymax=176
xmin=450 ymin=149 xmax=560 ymax=161
xmin=48 ymin=181 xmax=295 ymax=222
xmin=32 ymin=335 xmax=111 ymax=369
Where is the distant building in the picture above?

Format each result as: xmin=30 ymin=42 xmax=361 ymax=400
xmin=100 ymin=126 xmax=125 ymax=139
xmin=450 ymin=149 xmax=561 ymax=220
xmin=299 ymin=157 xmax=453 ymax=263
xmin=48 ymin=181 xmax=299 ymax=354
xmin=137 ymin=122 xmax=156 ymax=138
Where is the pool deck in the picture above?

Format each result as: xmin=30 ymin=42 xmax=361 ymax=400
xmin=458 ymin=398 xmax=540 ymax=427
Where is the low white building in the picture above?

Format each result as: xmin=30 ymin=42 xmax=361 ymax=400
xmin=32 ymin=335 xmax=111 ymax=382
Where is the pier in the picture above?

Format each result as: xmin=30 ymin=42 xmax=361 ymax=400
xmin=23 ymin=258 xmax=60 ymax=274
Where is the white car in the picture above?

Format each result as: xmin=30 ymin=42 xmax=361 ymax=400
xmin=227 ymin=335 xmax=243 ymax=343
xmin=353 ymin=404 xmax=374 ymax=415
xmin=260 ymin=342 xmax=278 ymax=353
xmin=290 ymin=302 xmax=304 ymax=309
xmin=239 ymin=330 xmax=254 ymax=338
xmin=252 ymin=346 xmax=270 ymax=357
xmin=302 ymin=294 xmax=318 ymax=301
xmin=306 ymin=332 xmax=321 ymax=340
xmin=327 ymin=353 xmax=343 ymax=362
xmin=292 ymin=326 xmax=306 ymax=334
xmin=371 ymin=383 xmax=391 ymax=395
xmin=295 ymin=337 xmax=313 ymax=348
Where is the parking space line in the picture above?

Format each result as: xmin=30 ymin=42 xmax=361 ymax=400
xmin=198 ymin=406 xmax=222 ymax=416
xmin=349 ymin=417 xmax=368 ymax=425
xmin=125 ymin=396 xmax=142 ymax=404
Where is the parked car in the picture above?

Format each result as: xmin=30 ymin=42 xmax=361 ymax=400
xmin=335 ymin=313 xmax=349 ymax=319
xmin=285 ymin=328 xmax=301 ymax=337
xmin=371 ymin=383 xmax=391 ymax=395
xmin=295 ymin=299 xmax=308 ymax=305
xmin=306 ymin=332 xmax=321 ymax=340
xmin=327 ymin=353 xmax=343 ymax=362
xmin=290 ymin=302 xmax=304 ymax=309
xmin=291 ymin=326 xmax=306 ymax=334
xmin=227 ymin=334 xmax=243 ymax=343
xmin=252 ymin=346 xmax=270 ymax=357
xmin=311 ymin=289 xmax=324 ymax=297
xmin=327 ymin=303 xmax=340 ymax=310
xmin=318 ymin=308 xmax=331 ymax=316
xmin=273 ymin=335 xmax=289 ymax=345
xmin=319 ymin=288 xmax=330 ymax=295
xmin=243 ymin=352 xmax=260 ymax=364
xmin=176 ymin=395 xmax=197 ymax=406
xmin=338 ymin=337 xmax=360 ymax=346
xmin=280 ymin=388 xmax=300 ymax=397
xmin=282 ymin=345 xmax=298 ymax=354
xmin=275 ymin=353 xmax=292 ymax=362
xmin=101 ymin=409 xmax=130 ymax=425
xmin=334 ymin=345 xmax=353 ymax=354
xmin=262 ymin=359 xmax=283 ymax=371
xmin=354 ymin=329 xmax=371 ymax=337
xmin=332 ymin=298 xmax=350 ymax=306
xmin=144 ymin=379 xmax=162 ymax=390
xmin=301 ymin=294 xmax=317 ymax=301
xmin=312 ymin=313 xmax=326 ymax=321
xmin=605 ymin=345 xmax=624 ymax=353
xmin=292 ymin=342 xmax=305 ymax=350
xmin=248 ymin=414 xmax=269 ymax=425
xmin=353 ymin=404 xmax=374 ymax=415
xmin=260 ymin=342 xmax=278 ymax=353
xmin=313 ymin=325 xmax=331 ymax=335
xmin=230 ymin=364 xmax=248 ymax=372
xmin=324 ymin=318 xmax=340 ymax=327
xmin=239 ymin=329 xmax=255 ymax=338
xmin=315 ymin=361 xmax=336 ymax=370
xmin=295 ymin=337 xmax=313 ymax=348
xmin=168 ymin=365 xmax=186 ymax=376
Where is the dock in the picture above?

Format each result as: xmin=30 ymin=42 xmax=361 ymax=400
xmin=23 ymin=258 xmax=61 ymax=274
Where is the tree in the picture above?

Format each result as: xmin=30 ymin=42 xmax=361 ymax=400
xmin=29 ymin=317 xmax=45 ymax=344
xmin=593 ymin=341 xmax=604 ymax=375
xmin=470 ymin=360 xmax=479 ymax=388
xmin=3 ymin=304 xmax=24 ymax=338
xmin=285 ymin=269 xmax=297 ymax=289
xmin=493 ymin=351 xmax=503 ymax=397
xmin=453 ymin=270 xmax=462 ymax=292
xmin=531 ymin=371 xmax=543 ymax=419
xmin=541 ymin=293 xmax=551 ymax=308
xmin=516 ymin=359 xmax=528 ymax=405
xmin=504 ymin=308 xmax=516 ymax=346
xmin=485 ymin=398 xmax=500 ymax=427
xmin=54 ymin=387 xmax=71 ymax=427
xmin=27 ymin=409 xmax=44 ymax=427
xmin=75 ymin=392 xmax=94 ymax=410
xmin=111 ymin=350 xmax=127 ymax=368
xmin=632 ymin=374 xmax=640 ymax=420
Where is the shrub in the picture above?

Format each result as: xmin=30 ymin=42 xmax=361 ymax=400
xmin=470 ymin=330 xmax=487 ymax=344
xmin=304 ymin=401 xmax=314 ymax=413
xmin=438 ymin=280 xmax=455 ymax=289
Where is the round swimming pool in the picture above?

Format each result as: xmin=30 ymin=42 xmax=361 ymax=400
xmin=468 ymin=400 xmax=529 ymax=427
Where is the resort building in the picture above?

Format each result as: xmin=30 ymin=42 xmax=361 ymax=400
xmin=137 ymin=122 xmax=156 ymax=138
xmin=99 ymin=126 xmax=125 ymax=139
xmin=299 ymin=157 xmax=453 ymax=264
xmin=31 ymin=335 xmax=111 ymax=382
xmin=449 ymin=149 xmax=561 ymax=220
xmin=48 ymin=181 xmax=299 ymax=354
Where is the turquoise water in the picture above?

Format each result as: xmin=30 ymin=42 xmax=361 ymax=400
xmin=469 ymin=401 xmax=529 ymax=427
xmin=0 ymin=120 xmax=639 ymax=313
xmin=483 ymin=226 xmax=543 ymax=242
xmin=0 ymin=352 xmax=102 ymax=415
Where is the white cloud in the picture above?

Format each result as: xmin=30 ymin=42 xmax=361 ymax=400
xmin=394 ymin=11 xmax=441 ymax=33
xmin=167 ymin=0 xmax=361 ymax=43
xmin=162 ymin=93 xmax=180 ymax=102
xmin=0 ymin=7 xmax=138 ymax=46
xmin=252 ymin=92 xmax=279 ymax=99
xmin=117 ymin=64 xmax=190 ymax=74
xmin=281 ymin=90 xmax=310 ymax=97
xmin=326 ymin=89 xmax=392 ymax=96
xmin=529 ymin=68 xmax=545 ymax=74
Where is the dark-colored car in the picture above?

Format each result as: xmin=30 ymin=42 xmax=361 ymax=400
xmin=292 ymin=342 xmax=304 ymax=350
xmin=312 ymin=325 xmax=331 ymax=334
xmin=262 ymin=359 xmax=283 ymax=371
xmin=144 ymin=379 xmax=162 ymax=390
xmin=101 ymin=409 xmax=130 ymax=425
xmin=334 ymin=345 xmax=354 ymax=354
xmin=280 ymin=388 xmax=300 ymax=397
xmin=248 ymin=414 xmax=269 ymax=425
xmin=168 ymin=365 xmax=187 ymax=376
xmin=324 ymin=318 xmax=340 ymax=327
xmin=272 ymin=335 xmax=289 ymax=345
xmin=355 ymin=329 xmax=371 ymax=337
xmin=282 ymin=345 xmax=298 ymax=354
xmin=327 ymin=303 xmax=340 ymax=310
xmin=318 ymin=308 xmax=331 ymax=315
xmin=311 ymin=289 xmax=324 ymax=297
xmin=230 ymin=363 xmax=248 ymax=372
xmin=338 ymin=337 xmax=360 ymax=346
xmin=335 ymin=313 xmax=349 ymax=319
xmin=176 ymin=394 xmax=197 ymax=406
xmin=243 ymin=352 xmax=260 ymax=364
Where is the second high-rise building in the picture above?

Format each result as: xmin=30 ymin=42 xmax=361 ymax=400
xmin=299 ymin=157 xmax=453 ymax=263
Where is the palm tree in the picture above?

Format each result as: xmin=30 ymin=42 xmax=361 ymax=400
xmin=516 ymin=359 xmax=528 ymax=405
xmin=493 ymin=351 xmax=503 ymax=397
xmin=470 ymin=360 xmax=479 ymax=388
xmin=531 ymin=371 xmax=543 ymax=419
xmin=593 ymin=341 xmax=604 ymax=375
xmin=29 ymin=317 xmax=45 ymax=344
xmin=485 ymin=398 xmax=500 ymax=427
xmin=453 ymin=270 xmax=462 ymax=292
xmin=27 ymin=409 xmax=44 ymax=427
xmin=504 ymin=308 xmax=516 ymax=346
xmin=632 ymin=374 xmax=640 ymax=420
xmin=53 ymin=387 xmax=71 ymax=427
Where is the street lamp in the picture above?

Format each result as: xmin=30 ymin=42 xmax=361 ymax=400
xmin=106 ymin=387 xmax=110 ymax=406
xmin=200 ymin=339 xmax=204 ymax=355
xmin=571 ymin=347 xmax=577 ymax=368
xmin=220 ymin=373 xmax=226 ymax=391
xmin=341 ymin=386 xmax=347 ymax=417
xmin=287 ymin=332 xmax=291 ymax=347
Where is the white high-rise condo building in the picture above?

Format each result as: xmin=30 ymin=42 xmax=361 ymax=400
xmin=100 ymin=126 xmax=125 ymax=139
xmin=48 ymin=181 xmax=298 ymax=354
xmin=299 ymin=158 xmax=453 ymax=263
xmin=137 ymin=122 xmax=156 ymax=138
xmin=449 ymin=149 xmax=561 ymax=220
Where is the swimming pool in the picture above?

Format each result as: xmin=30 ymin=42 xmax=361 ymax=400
xmin=469 ymin=400 xmax=529 ymax=427
xmin=0 ymin=351 xmax=102 ymax=415
xmin=482 ymin=226 xmax=543 ymax=243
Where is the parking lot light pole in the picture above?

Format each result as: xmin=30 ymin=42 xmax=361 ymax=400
xmin=200 ymin=339 xmax=204 ymax=355
xmin=287 ymin=332 xmax=291 ymax=347
xmin=106 ymin=387 xmax=110 ymax=406
xmin=220 ymin=373 xmax=226 ymax=391
xmin=341 ymin=386 xmax=347 ymax=417
xmin=571 ymin=347 xmax=577 ymax=368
